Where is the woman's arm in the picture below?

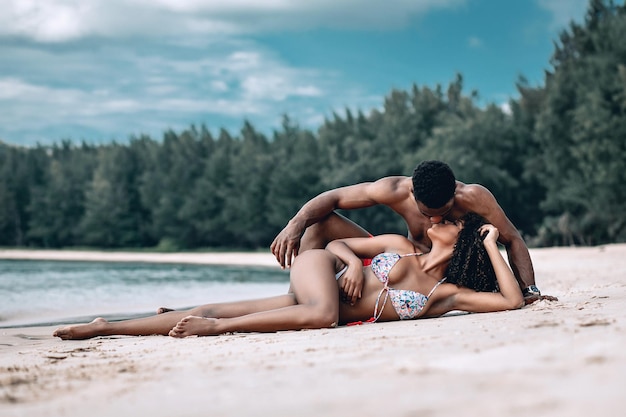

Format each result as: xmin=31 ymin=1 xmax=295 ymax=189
xmin=326 ymin=234 xmax=414 ymax=305
xmin=452 ymin=225 xmax=524 ymax=313
xmin=327 ymin=234 xmax=414 ymax=265
xmin=325 ymin=239 xmax=368 ymax=305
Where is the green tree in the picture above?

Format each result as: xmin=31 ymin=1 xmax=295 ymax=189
xmin=79 ymin=144 xmax=143 ymax=247
xmin=266 ymin=116 xmax=325 ymax=236
xmin=0 ymin=143 xmax=34 ymax=246
xmin=532 ymin=0 xmax=626 ymax=244
xmin=27 ymin=141 xmax=96 ymax=247
xmin=178 ymin=128 xmax=236 ymax=247
xmin=220 ymin=121 xmax=273 ymax=247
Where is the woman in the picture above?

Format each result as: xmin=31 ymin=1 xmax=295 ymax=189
xmin=53 ymin=213 xmax=523 ymax=340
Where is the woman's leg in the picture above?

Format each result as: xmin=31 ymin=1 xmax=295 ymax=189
xmin=157 ymin=293 xmax=297 ymax=315
xmin=282 ymin=212 xmax=369 ymax=293
xmin=170 ymin=249 xmax=340 ymax=337
xmin=53 ymin=294 xmax=297 ymax=340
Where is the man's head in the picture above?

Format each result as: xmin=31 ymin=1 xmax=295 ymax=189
xmin=412 ymin=160 xmax=456 ymax=222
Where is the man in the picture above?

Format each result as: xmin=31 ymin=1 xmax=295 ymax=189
xmin=271 ymin=160 xmax=554 ymax=303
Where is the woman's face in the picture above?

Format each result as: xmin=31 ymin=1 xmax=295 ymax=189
xmin=427 ymin=219 xmax=462 ymax=248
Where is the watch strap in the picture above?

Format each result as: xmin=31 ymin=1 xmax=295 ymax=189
xmin=522 ymin=285 xmax=541 ymax=297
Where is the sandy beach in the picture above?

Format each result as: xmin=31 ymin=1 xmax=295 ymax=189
xmin=1 ymin=245 xmax=625 ymax=417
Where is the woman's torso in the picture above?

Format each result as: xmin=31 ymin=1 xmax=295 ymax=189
xmin=337 ymin=250 xmax=452 ymax=324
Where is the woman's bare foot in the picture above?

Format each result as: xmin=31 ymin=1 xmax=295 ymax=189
xmin=157 ymin=307 xmax=175 ymax=314
xmin=169 ymin=316 xmax=219 ymax=338
xmin=53 ymin=318 xmax=109 ymax=340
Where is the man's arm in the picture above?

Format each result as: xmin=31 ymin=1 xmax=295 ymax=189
xmin=458 ymin=185 xmax=535 ymax=288
xmin=270 ymin=177 xmax=408 ymax=268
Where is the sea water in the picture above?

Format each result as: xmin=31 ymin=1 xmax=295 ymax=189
xmin=0 ymin=260 xmax=289 ymax=328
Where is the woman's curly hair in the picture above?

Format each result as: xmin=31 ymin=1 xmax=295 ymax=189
xmin=444 ymin=213 xmax=499 ymax=292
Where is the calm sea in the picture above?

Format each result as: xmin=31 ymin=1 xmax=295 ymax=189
xmin=0 ymin=260 xmax=289 ymax=328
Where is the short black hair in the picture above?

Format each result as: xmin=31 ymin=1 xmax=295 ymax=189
xmin=412 ymin=160 xmax=456 ymax=209
xmin=444 ymin=213 xmax=498 ymax=293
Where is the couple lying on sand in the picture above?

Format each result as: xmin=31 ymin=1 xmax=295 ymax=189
xmin=56 ymin=160 xmax=562 ymax=340
xmin=54 ymin=213 xmax=525 ymax=339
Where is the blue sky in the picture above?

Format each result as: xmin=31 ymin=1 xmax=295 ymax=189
xmin=0 ymin=0 xmax=590 ymax=146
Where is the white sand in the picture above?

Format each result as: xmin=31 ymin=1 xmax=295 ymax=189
xmin=1 ymin=245 xmax=625 ymax=417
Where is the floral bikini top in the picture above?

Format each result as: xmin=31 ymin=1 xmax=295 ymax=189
xmin=370 ymin=252 xmax=446 ymax=321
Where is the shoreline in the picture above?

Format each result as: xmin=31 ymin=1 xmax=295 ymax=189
xmin=0 ymin=248 xmax=281 ymax=267
xmin=1 ymin=243 xmax=622 ymax=267
xmin=2 ymin=244 xmax=626 ymax=416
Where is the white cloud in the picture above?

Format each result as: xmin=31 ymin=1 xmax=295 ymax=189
xmin=499 ymin=101 xmax=512 ymax=115
xmin=467 ymin=36 xmax=483 ymax=49
xmin=6 ymin=0 xmax=88 ymax=42
xmin=294 ymin=86 xmax=323 ymax=97
xmin=0 ymin=36 xmax=345 ymax=144
xmin=211 ymin=80 xmax=229 ymax=92
xmin=536 ymin=0 xmax=588 ymax=30
xmin=0 ymin=0 xmax=473 ymax=144
xmin=0 ymin=0 xmax=467 ymax=42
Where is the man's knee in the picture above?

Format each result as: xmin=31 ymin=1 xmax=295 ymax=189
xmin=301 ymin=212 xmax=369 ymax=252
xmin=300 ymin=221 xmax=331 ymax=251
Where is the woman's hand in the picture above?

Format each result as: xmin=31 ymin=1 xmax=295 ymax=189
xmin=479 ymin=224 xmax=499 ymax=244
xmin=338 ymin=263 xmax=364 ymax=305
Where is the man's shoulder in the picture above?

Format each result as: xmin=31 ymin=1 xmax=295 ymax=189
xmin=375 ymin=175 xmax=411 ymax=184
xmin=372 ymin=175 xmax=412 ymax=192
xmin=369 ymin=176 xmax=413 ymax=204
xmin=455 ymin=182 xmax=496 ymax=208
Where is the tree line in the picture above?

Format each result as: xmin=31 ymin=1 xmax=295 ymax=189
xmin=0 ymin=0 xmax=624 ymax=250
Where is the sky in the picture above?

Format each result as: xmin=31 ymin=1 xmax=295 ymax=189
xmin=0 ymin=0 xmax=591 ymax=147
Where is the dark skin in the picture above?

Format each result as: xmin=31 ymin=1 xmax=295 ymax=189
xmin=270 ymin=176 xmax=557 ymax=304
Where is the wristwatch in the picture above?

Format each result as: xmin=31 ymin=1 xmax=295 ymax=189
xmin=522 ymin=285 xmax=541 ymax=297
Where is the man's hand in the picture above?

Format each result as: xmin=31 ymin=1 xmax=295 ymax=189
xmin=270 ymin=224 xmax=304 ymax=269
xmin=524 ymin=294 xmax=559 ymax=305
